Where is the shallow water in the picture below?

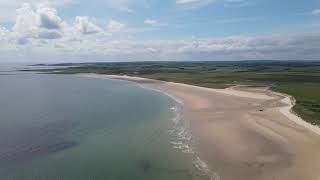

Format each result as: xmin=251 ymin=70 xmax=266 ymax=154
xmin=0 ymin=72 xmax=208 ymax=180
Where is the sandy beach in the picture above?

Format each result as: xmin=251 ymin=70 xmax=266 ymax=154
xmin=80 ymin=73 xmax=320 ymax=180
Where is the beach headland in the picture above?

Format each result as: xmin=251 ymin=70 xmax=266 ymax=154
xmin=79 ymin=73 xmax=320 ymax=180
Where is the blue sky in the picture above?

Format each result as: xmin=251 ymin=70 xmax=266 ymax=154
xmin=23 ymin=0 xmax=320 ymax=37
xmin=0 ymin=0 xmax=320 ymax=62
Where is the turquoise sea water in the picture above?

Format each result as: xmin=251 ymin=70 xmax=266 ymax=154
xmin=0 ymin=72 xmax=208 ymax=180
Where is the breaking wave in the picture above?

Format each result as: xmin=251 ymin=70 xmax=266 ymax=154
xmin=136 ymin=83 xmax=221 ymax=180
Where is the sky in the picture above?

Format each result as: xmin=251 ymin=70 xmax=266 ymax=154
xmin=0 ymin=0 xmax=320 ymax=62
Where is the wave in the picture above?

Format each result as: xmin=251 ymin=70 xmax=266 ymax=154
xmin=135 ymin=83 xmax=221 ymax=180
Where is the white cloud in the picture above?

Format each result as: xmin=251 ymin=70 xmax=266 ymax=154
xmin=176 ymin=0 xmax=200 ymax=4
xmin=9 ymin=3 xmax=103 ymax=43
xmin=0 ymin=0 xmax=73 ymax=21
xmin=176 ymin=0 xmax=216 ymax=8
xmin=75 ymin=16 xmax=103 ymax=35
xmin=12 ymin=3 xmax=65 ymax=32
xmin=94 ymin=0 xmax=150 ymax=13
xmin=37 ymin=6 xmax=63 ymax=30
xmin=11 ymin=3 xmax=66 ymax=42
xmin=312 ymin=9 xmax=320 ymax=16
xmin=106 ymin=0 xmax=135 ymax=12
xmin=224 ymin=0 xmax=246 ymax=3
xmin=144 ymin=19 xmax=157 ymax=25
xmin=176 ymin=0 xmax=248 ymax=8
xmin=17 ymin=36 xmax=30 ymax=44
xmin=144 ymin=19 xmax=168 ymax=26
xmin=224 ymin=0 xmax=249 ymax=7
xmin=107 ymin=20 xmax=126 ymax=32
xmin=0 ymin=26 xmax=9 ymax=36
xmin=38 ymin=30 xmax=62 ymax=39
xmin=2 ymin=2 xmax=320 ymax=62
xmin=2 ymin=25 xmax=320 ymax=62
xmin=12 ymin=3 xmax=38 ymax=34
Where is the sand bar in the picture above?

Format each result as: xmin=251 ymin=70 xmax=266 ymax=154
xmin=79 ymin=73 xmax=320 ymax=180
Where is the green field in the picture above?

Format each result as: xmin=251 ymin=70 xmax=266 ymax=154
xmin=37 ymin=61 xmax=320 ymax=125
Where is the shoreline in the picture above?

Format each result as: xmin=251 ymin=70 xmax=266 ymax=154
xmin=79 ymin=73 xmax=320 ymax=134
xmin=274 ymin=92 xmax=320 ymax=136
xmin=77 ymin=74 xmax=219 ymax=179
xmin=78 ymin=73 xmax=320 ymax=180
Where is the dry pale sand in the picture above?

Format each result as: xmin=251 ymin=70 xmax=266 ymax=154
xmin=80 ymin=73 xmax=320 ymax=180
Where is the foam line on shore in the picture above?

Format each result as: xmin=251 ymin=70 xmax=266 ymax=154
xmin=77 ymin=73 xmax=222 ymax=180
xmin=76 ymin=73 xmax=320 ymax=180
xmin=134 ymin=81 xmax=222 ymax=180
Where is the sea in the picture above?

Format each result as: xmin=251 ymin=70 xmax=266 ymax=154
xmin=0 ymin=63 xmax=211 ymax=180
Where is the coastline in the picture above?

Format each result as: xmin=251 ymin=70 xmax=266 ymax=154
xmin=276 ymin=93 xmax=320 ymax=136
xmin=80 ymin=73 xmax=319 ymax=133
xmin=78 ymin=73 xmax=320 ymax=180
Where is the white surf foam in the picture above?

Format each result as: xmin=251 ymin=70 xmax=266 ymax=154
xmin=133 ymin=83 xmax=222 ymax=180
xmin=83 ymin=75 xmax=222 ymax=180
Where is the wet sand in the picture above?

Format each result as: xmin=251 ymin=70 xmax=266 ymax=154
xmin=80 ymin=74 xmax=320 ymax=180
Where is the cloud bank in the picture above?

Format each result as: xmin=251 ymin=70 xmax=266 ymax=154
xmin=0 ymin=3 xmax=320 ymax=62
